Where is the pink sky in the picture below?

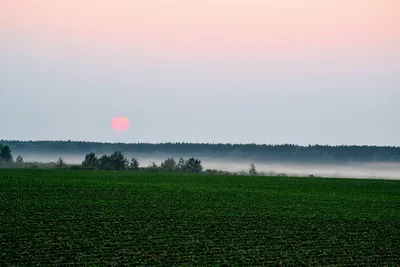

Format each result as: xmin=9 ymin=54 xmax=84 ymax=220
xmin=1 ymin=1 xmax=399 ymax=145
xmin=1 ymin=0 xmax=399 ymax=59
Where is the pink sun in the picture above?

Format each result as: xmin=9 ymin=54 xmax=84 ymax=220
xmin=112 ymin=116 xmax=130 ymax=133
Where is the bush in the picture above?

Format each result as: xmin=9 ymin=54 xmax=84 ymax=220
xmin=205 ymin=169 xmax=231 ymax=175
xmin=69 ymin=165 xmax=97 ymax=170
xmin=30 ymin=163 xmax=39 ymax=169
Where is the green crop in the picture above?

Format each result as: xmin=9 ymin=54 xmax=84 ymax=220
xmin=0 ymin=169 xmax=399 ymax=266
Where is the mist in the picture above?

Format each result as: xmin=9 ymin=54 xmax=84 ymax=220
xmin=18 ymin=152 xmax=400 ymax=180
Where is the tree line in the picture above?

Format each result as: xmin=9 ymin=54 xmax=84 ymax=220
xmin=80 ymin=151 xmax=203 ymax=172
xmin=0 ymin=145 xmax=204 ymax=173
xmin=2 ymin=140 xmax=400 ymax=163
xmin=0 ymin=145 xmax=291 ymax=176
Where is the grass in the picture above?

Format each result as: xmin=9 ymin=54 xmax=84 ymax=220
xmin=0 ymin=169 xmax=399 ymax=266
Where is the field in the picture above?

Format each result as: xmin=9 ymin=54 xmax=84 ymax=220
xmin=0 ymin=169 xmax=399 ymax=266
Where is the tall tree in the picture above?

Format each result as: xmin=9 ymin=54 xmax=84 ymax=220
xmin=161 ymin=158 xmax=177 ymax=171
xmin=82 ymin=152 xmax=99 ymax=168
xmin=0 ymin=145 xmax=13 ymax=163
xmin=177 ymin=157 xmax=186 ymax=170
xmin=99 ymin=155 xmax=112 ymax=170
xmin=109 ymin=151 xmax=128 ymax=170
xmin=184 ymin=158 xmax=203 ymax=173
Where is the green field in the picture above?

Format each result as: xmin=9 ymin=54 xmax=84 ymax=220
xmin=0 ymin=169 xmax=399 ymax=266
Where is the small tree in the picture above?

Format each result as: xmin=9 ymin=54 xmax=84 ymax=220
xmin=16 ymin=155 xmax=24 ymax=166
xmin=82 ymin=152 xmax=99 ymax=168
xmin=56 ymin=157 xmax=67 ymax=168
xmin=249 ymin=163 xmax=257 ymax=176
xmin=129 ymin=157 xmax=140 ymax=170
xmin=161 ymin=157 xmax=177 ymax=171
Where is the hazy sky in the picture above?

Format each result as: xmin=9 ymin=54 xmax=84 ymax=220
xmin=1 ymin=0 xmax=399 ymax=145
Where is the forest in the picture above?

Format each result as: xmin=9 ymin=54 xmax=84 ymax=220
xmin=2 ymin=140 xmax=400 ymax=163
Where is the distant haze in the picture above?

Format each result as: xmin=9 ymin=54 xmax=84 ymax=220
xmin=18 ymin=152 xmax=400 ymax=180
xmin=0 ymin=1 xmax=399 ymax=145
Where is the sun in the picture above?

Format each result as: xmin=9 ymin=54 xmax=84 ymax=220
xmin=112 ymin=116 xmax=130 ymax=133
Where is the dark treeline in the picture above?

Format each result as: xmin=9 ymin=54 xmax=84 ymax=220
xmin=81 ymin=152 xmax=203 ymax=173
xmin=2 ymin=140 xmax=400 ymax=163
xmin=0 ymin=145 xmax=205 ymax=173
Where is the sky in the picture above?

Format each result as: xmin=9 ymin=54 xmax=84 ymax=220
xmin=0 ymin=0 xmax=399 ymax=145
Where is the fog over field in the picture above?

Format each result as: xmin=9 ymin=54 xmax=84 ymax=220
xmin=19 ymin=153 xmax=400 ymax=180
